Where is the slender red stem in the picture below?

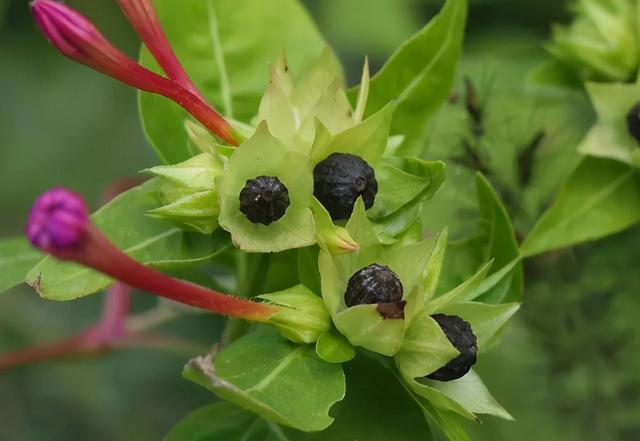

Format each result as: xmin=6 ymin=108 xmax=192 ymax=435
xmin=78 ymin=225 xmax=279 ymax=322
xmin=116 ymin=0 xmax=202 ymax=98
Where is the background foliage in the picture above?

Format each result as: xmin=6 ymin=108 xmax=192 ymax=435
xmin=1 ymin=0 xmax=638 ymax=440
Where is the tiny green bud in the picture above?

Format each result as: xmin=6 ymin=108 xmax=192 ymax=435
xmin=313 ymin=153 xmax=378 ymax=220
xmin=257 ymin=285 xmax=331 ymax=344
xmin=626 ymin=102 xmax=640 ymax=143
xmin=144 ymin=153 xmax=221 ymax=234
xmin=427 ymin=314 xmax=477 ymax=382
xmin=239 ymin=176 xmax=290 ymax=225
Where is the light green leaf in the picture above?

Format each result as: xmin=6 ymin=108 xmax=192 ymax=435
xmin=0 ymin=238 xmax=42 ymax=294
xmin=139 ymin=0 xmax=334 ymax=163
xmin=25 ymin=181 xmax=231 ymax=300
xmin=521 ymin=156 xmax=640 ymax=257
xmin=183 ymin=329 xmax=345 ymax=432
xmin=395 ymin=311 xmax=459 ymax=379
xmin=163 ymin=402 xmax=283 ymax=441
xmin=427 ymin=370 xmax=513 ymax=421
xmin=315 ymin=330 xmax=356 ymax=363
xmin=425 ymin=261 xmax=492 ymax=313
xmin=354 ymin=0 xmax=468 ymax=155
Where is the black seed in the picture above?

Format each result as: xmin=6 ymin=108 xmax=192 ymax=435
xmin=313 ymin=153 xmax=378 ymax=220
xmin=239 ymin=176 xmax=290 ymax=225
xmin=626 ymin=102 xmax=640 ymax=143
xmin=427 ymin=314 xmax=477 ymax=382
xmin=344 ymin=264 xmax=403 ymax=307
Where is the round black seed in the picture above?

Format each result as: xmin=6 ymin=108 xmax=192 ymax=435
xmin=313 ymin=153 xmax=378 ymax=220
xmin=427 ymin=314 xmax=477 ymax=382
xmin=239 ymin=176 xmax=290 ymax=225
xmin=344 ymin=263 xmax=403 ymax=307
xmin=626 ymin=102 xmax=640 ymax=143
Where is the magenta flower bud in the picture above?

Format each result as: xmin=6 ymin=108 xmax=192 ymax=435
xmin=30 ymin=0 xmax=237 ymax=145
xmin=26 ymin=188 xmax=89 ymax=254
xmin=115 ymin=0 xmax=201 ymax=98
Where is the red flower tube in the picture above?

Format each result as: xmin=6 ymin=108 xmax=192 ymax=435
xmin=26 ymin=188 xmax=277 ymax=322
xmin=30 ymin=0 xmax=237 ymax=145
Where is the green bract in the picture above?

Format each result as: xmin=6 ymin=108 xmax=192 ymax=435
xmin=578 ymin=81 xmax=640 ymax=167
xmin=549 ymin=0 xmax=638 ymax=82
xmin=145 ymin=153 xmax=223 ymax=234
xmin=217 ymin=123 xmax=315 ymax=252
xmin=318 ymin=199 xmax=442 ymax=356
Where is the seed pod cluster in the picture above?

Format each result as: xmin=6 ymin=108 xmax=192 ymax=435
xmin=239 ymin=176 xmax=290 ymax=225
xmin=313 ymin=153 xmax=378 ymax=220
xmin=626 ymin=102 xmax=640 ymax=143
xmin=427 ymin=313 xmax=477 ymax=382
xmin=344 ymin=263 xmax=403 ymax=307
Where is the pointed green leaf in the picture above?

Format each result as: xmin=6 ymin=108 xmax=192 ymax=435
xmin=354 ymin=0 xmax=468 ymax=155
xmin=521 ymin=156 xmax=640 ymax=257
xmin=425 ymin=261 xmax=492 ymax=313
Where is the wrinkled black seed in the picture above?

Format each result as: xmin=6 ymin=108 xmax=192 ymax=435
xmin=344 ymin=264 xmax=403 ymax=308
xmin=313 ymin=153 xmax=378 ymax=220
xmin=626 ymin=102 xmax=640 ymax=143
xmin=239 ymin=176 xmax=290 ymax=225
xmin=427 ymin=314 xmax=477 ymax=382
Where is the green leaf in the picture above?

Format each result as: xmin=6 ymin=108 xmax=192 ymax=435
xmin=425 ymin=261 xmax=492 ymax=313
xmin=139 ymin=0 xmax=334 ymax=163
xmin=164 ymin=402 xmax=283 ymax=441
xmin=284 ymin=355 xmax=434 ymax=440
xmin=297 ymin=246 xmax=321 ymax=294
xmin=183 ymin=329 xmax=345 ymax=432
xmin=354 ymin=0 xmax=468 ymax=155
xmin=0 ymin=238 xmax=42 ymax=294
xmin=474 ymin=174 xmax=523 ymax=303
xmin=521 ymin=156 xmax=640 ymax=257
xmin=372 ymin=159 xmax=446 ymax=240
xmin=427 ymin=370 xmax=513 ymax=421
xmin=315 ymin=330 xmax=356 ymax=364
xmin=25 ymin=181 xmax=231 ymax=300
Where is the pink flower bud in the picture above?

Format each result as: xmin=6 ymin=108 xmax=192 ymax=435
xmin=26 ymin=187 xmax=89 ymax=254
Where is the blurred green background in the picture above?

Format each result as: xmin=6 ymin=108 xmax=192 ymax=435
xmin=1 ymin=0 xmax=639 ymax=439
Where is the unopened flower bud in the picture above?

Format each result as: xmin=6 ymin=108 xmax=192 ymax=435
xmin=26 ymin=188 xmax=89 ymax=254
xmin=257 ymin=285 xmax=331 ymax=344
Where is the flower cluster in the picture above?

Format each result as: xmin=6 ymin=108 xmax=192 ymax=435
xmin=21 ymin=0 xmax=518 ymax=435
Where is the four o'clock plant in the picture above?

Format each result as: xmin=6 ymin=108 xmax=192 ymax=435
xmin=0 ymin=0 xmax=535 ymax=439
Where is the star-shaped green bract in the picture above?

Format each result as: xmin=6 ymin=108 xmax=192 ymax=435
xmin=579 ymin=81 xmax=640 ymax=167
xmin=217 ymin=123 xmax=315 ymax=252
